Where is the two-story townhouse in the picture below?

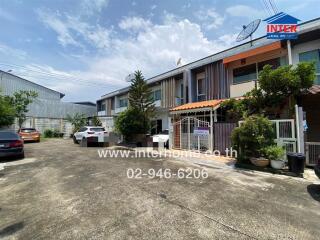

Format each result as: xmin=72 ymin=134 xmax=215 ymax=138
xmin=97 ymin=17 xmax=320 ymax=160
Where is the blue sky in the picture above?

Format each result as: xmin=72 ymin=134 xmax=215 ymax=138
xmin=0 ymin=0 xmax=319 ymax=102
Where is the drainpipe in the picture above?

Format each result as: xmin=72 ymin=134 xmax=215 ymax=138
xmin=287 ymin=40 xmax=293 ymax=65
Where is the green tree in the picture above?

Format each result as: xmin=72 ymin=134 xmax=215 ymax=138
xmin=0 ymin=91 xmax=15 ymax=128
xmin=128 ymin=70 xmax=156 ymax=121
xmin=92 ymin=115 xmax=102 ymax=126
xmin=9 ymin=90 xmax=38 ymax=129
xmin=66 ymin=113 xmax=87 ymax=133
xmin=115 ymin=108 xmax=150 ymax=141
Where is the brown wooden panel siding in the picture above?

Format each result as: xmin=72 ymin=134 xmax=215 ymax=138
xmin=106 ymin=98 xmax=112 ymax=115
xmin=205 ymin=61 xmax=229 ymax=100
xmin=213 ymin=122 xmax=237 ymax=155
xmin=161 ymin=77 xmax=176 ymax=108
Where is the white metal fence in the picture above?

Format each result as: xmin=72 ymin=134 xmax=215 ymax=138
xmin=305 ymin=142 xmax=320 ymax=166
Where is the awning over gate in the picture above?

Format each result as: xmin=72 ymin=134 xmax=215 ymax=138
xmin=170 ymin=99 xmax=224 ymax=114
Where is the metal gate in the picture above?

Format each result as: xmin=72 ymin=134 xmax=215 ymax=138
xmin=171 ymin=117 xmax=211 ymax=152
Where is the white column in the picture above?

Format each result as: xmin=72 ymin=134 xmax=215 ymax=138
xmin=295 ymin=104 xmax=301 ymax=153
xmin=210 ymin=109 xmax=213 ymax=153
xmin=287 ymin=40 xmax=293 ymax=65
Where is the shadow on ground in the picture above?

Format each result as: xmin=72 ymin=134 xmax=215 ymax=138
xmin=0 ymin=156 xmax=24 ymax=163
xmin=307 ymin=184 xmax=320 ymax=202
xmin=0 ymin=222 xmax=24 ymax=238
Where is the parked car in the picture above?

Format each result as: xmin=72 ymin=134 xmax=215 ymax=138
xmin=73 ymin=126 xmax=107 ymax=144
xmin=18 ymin=128 xmax=40 ymax=142
xmin=0 ymin=131 xmax=24 ymax=159
xmin=152 ymin=129 xmax=169 ymax=149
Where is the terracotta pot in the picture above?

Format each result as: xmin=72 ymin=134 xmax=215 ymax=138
xmin=250 ymin=157 xmax=270 ymax=167
xmin=271 ymin=160 xmax=285 ymax=169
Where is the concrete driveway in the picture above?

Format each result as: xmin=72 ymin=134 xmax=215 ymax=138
xmin=0 ymin=139 xmax=319 ymax=240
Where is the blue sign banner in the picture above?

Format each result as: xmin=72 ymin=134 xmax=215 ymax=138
xmin=264 ymin=12 xmax=300 ymax=40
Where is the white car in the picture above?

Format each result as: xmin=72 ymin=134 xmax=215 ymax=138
xmin=152 ymin=130 xmax=169 ymax=148
xmin=73 ymin=126 xmax=107 ymax=144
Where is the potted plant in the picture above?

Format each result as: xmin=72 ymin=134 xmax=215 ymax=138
xmin=231 ymin=115 xmax=275 ymax=167
xmin=263 ymin=145 xmax=285 ymax=169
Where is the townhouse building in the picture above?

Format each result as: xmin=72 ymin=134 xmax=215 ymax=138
xmin=97 ymin=17 xmax=320 ymax=163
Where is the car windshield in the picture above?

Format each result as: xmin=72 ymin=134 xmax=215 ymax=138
xmin=0 ymin=131 xmax=19 ymax=140
xmin=21 ymin=128 xmax=36 ymax=133
xmin=90 ymin=128 xmax=105 ymax=132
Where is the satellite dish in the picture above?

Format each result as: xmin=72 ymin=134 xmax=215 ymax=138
xmin=125 ymin=73 xmax=135 ymax=82
xmin=236 ymin=19 xmax=261 ymax=45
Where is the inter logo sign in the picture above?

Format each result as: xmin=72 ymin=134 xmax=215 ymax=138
xmin=264 ymin=12 xmax=300 ymax=40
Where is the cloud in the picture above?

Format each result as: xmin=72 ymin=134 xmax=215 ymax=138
xmin=194 ymin=8 xmax=224 ymax=30
xmin=32 ymin=11 xmax=237 ymax=101
xmin=119 ymin=16 xmax=152 ymax=32
xmin=80 ymin=0 xmax=109 ymax=16
xmin=0 ymin=43 xmax=27 ymax=60
xmin=226 ymin=5 xmax=265 ymax=19
xmin=37 ymin=9 xmax=111 ymax=49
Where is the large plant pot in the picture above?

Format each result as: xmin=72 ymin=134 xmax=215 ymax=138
xmin=271 ymin=160 xmax=285 ymax=169
xmin=250 ymin=157 xmax=270 ymax=167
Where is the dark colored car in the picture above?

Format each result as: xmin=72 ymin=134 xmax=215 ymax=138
xmin=0 ymin=131 xmax=24 ymax=159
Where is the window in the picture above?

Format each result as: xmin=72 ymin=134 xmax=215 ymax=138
xmin=101 ymin=103 xmax=106 ymax=111
xmin=197 ymin=78 xmax=205 ymax=95
xmin=299 ymin=50 xmax=320 ymax=84
xmin=258 ymin=58 xmax=281 ymax=72
xmin=79 ymin=127 xmax=87 ymax=132
xmin=89 ymin=127 xmax=105 ymax=132
xmin=119 ymin=98 xmax=128 ymax=108
xmin=150 ymin=89 xmax=161 ymax=101
xmin=233 ymin=64 xmax=257 ymax=84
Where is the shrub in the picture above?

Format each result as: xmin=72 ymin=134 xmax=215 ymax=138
xmin=53 ymin=129 xmax=63 ymax=138
xmin=231 ymin=115 xmax=275 ymax=163
xmin=262 ymin=145 xmax=285 ymax=160
xmin=115 ymin=107 xmax=150 ymax=141
xmin=44 ymin=129 xmax=53 ymax=138
xmin=44 ymin=129 xmax=63 ymax=138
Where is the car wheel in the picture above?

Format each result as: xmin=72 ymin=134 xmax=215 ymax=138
xmin=165 ymin=140 xmax=169 ymax=149
xmin=73 ymin=136 xmax=79 ymax=144
xmin=19 ymin=152 xmax=25 ymax=159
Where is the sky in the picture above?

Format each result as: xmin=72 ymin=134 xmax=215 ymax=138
xmin=0 ymin=0 xmax=319 ymax=102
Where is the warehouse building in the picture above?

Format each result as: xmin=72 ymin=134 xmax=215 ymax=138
xmin=0 ymin=71 xmax=96 ymax=135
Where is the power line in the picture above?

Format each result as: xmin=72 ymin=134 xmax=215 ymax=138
xmin=262 ymin=0 xmax=273 ymax=16
xmin=268 ymin=0 xmax=278 ymax=14
xmin=270 ymin=0 xmax=279 ymax=13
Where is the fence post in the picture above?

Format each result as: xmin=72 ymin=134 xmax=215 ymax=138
xmin=210 ymin=109 xmax=213 ymax=153
xmin=188 ymin=117 xmax=190 ymax=150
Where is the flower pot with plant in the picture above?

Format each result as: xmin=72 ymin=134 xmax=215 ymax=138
xmin=263 ymin=145 xmax=285 ymax=169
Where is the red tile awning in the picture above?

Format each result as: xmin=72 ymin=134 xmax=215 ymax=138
xmin=170 ymin=99 xmax=224 ymax=112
